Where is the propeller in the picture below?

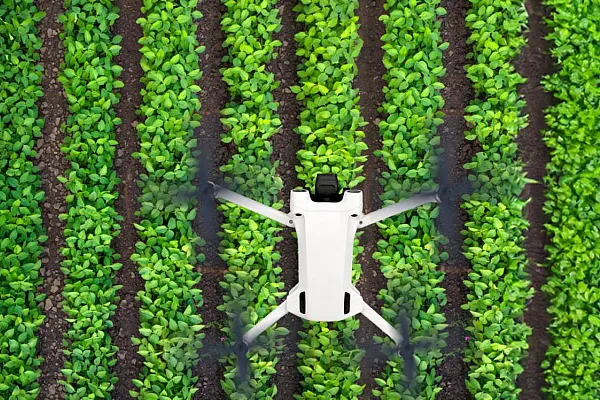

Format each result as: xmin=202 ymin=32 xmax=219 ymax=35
xmin=229 ymin=312 xmax=251 ymax=382
xmin=394 ymin=313 xmax=436 ymax=385
xmin=174 ymin=130 xmax=228 ymax=248
xmin=434 ymin=148 xmax=473 ymax=242
xmin=198 ymin=308 xmax=257 ymax=387
xmin=195 ymin=158 xmax=220 ymax=246
xmin=357 ymin=307 xmax=441 ymax=388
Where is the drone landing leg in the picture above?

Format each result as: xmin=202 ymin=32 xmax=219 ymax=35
xmin=242 ymin=299 xmax=289 ymax=346
xmin=362 ymin=301 xmax=402 ymax=347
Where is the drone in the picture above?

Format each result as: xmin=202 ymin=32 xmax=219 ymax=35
xmin=200 ymin=172 xmax=456 ymax=384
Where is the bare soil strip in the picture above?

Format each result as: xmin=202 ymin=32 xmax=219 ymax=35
xmin=110 ymin=0 xmax=145 ymax=397
xmin=193 ymin=1 xmax=230 ymax=397
xmin=437 ymin=0 xmax=477 ymax=398
xmin=514 ymin=0 xmax=553 ymax=398
xmin=270 ymin=1 xmax=304 ymax=398
xmin=35 ymin=0 xmax=71 ymax=397
xmin=354 ymin=0 xmax=388 ymax=396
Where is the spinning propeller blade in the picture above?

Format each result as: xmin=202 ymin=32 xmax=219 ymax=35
xmin=358 ymin=308 xmax=439 ymax=388
xmin=174 ymin=132 xmax=229 ymax=247
xmin=198 ymin=309 xmax=258 ymax=387
xmin=394 ymin=313 xmax=436 ymax=385
xmin=434 ymin=149 xmax=473 ymax=241
xmin=231 ymin=313 xmax=250 ymax=383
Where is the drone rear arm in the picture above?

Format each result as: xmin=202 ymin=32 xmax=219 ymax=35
xmin=212 ymin=183 xmax=294 ymax=228
xmin=242 ymin=299 xmax=288 ymax=345
xmin=359 ymin=190 xmax=440 ymax=228
xmin=362 ymin=301 xmax=402 ymax=347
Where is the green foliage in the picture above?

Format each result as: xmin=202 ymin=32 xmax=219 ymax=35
xmin=292 ymin=0 xmax=368 ymax=190
xmin=55 ymin=0 xmax=124 ymax=397
xmin=0 ymin=1 xmax=47 ymax=398
xmin=217 ymin=0 xmax=286 ymax=397
xmin=540 ymin=1 xmax=600 ymax=398
xmin=372 ymin=1 xmax=448 ymax=398
xmin=461 ymin=1 xmax=533 ymax=398
xmin=293 ymin=0 xmax=367 ymax=398
xmin=130 ymin=1 xmax=205 ymax=398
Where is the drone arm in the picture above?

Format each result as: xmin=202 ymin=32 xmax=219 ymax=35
xmin=242 ymin=300 xmax=288 ymax=346
xmin=362 ymin=301 xmax=402 ymax=347
xmin=212 ymin=183 xmax=293 ymax=228
xmin=359 ymin=190 xmax=440 ymax=228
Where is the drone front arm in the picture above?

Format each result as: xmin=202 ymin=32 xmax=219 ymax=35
xmin=359 ymin=190 xmax=439 ymax=228
xmin=242 ymin=299 xmax=288 ymax=345
xmin=212 ymin=183 xmax=294 ymax=228
xmin=362 ymin=301 xmax=402 ymax=347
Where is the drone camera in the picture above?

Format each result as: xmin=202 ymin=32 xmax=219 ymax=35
xmin=311 ymin=173 xmax=344 ymax=202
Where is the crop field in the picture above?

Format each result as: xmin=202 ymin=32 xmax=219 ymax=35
xmin=0 ymin=0 xmax=598 ymax=399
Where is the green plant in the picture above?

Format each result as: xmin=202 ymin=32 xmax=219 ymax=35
xmin=130 ymin=1 xmax=205 ymax=398
xmin=372 ymin=1 xmax=448 ymax=398
xmin=292 ymin=0 xmax=368 ymax=191
xmin=55 ymin=0 xmax=124 ymax=397
xmin=0 ymin=1 xmax=47 ymax=398
xmin=540 ymin=0 xmax=600 ymax=398
xmin=292 ymin=0 xmax=368 ymax=398
xmin=217 ymin=0 xmax=288 ymax=397
xmin=461 ymin=1 xmax=533 ymax=398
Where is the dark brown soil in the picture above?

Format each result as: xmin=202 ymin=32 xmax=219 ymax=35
xmin=436 ymin=0 xmax=477 ymax=399
xmin=193 ymin=0 xmax=230 ymax=397
xmin=354 ymin=0 xmax=389 ymax=396
xmin=514 ymin=0 xmax=553 ymax=398
xmin=35 ymin=0 xmax=70 ymax=398
xmin=270 ymin=1 xmax=304 ymax=398
xmin=110 ymin=0 xmax=145 ymax=397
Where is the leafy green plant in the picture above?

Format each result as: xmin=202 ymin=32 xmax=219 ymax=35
xmin=292 ymin=0 xmax=368 ymax=398
xmin=371 ymin=1 xmax=448 ymax=398
xmin=540 ymin=0 xmax=600 ymax=398
xmin=129 ymin=0 xmax=205 ymax=398
xmin=55 ymin=0 xmax=124 ymax=397
xmin=461 ymin=1 xmax=533 ymax=398
xmin=0 ymin=1 xmax=47 ymax=398
xmin=217 ymin=0 xmax=288 ymax=397
xmin=292 ymin=0 xmax=368 ymax=191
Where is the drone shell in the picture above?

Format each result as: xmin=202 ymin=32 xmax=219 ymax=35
xmin=286 ymin=189 xmax=365 ymax=322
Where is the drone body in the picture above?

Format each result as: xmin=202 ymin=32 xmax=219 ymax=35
xmin=287 ymin=186 xmax=364 ymax=322
xmin=209 ymin=174 xmax=441 ymax=349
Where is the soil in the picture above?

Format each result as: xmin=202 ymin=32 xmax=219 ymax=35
xmin=35 ymin=0 xmax=71 ymax=398
xmin=514 ymin=0 xmax=554 ymax=398
xmin=269 ymin=1 xmax=304 ymax=398
xmin=353 ymin=0 xmax=389 ymax=396
xmin=192 ymin=0 xmax=230 ymax=397
xmin=110 ymin=0 xmax=145 ymax=397
xmin=437 ymin=0 xmax=478 ymax=399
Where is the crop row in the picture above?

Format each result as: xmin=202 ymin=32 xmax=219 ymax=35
xmin=55 ymin=0 xmax=124 ymax=397
xmin=217 ymin=0 xmax=288 ymax=397
xmin=461 ymin=0 xmax=533 ymax=398
xmin=130 ymin=0 xmax=205 ymax=398
xmin=372 ymin=0 xmax=448 ymax=398
xmin=541 ymin=0 xmax=600 ymax=398
xmin=0 ymin=1 xmax=47 ymax=398
xmin=292 ymin=0 xmax=367 ymax=398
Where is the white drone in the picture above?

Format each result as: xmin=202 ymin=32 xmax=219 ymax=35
xmin=207 ymin=174 xmax=442 ymax=357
